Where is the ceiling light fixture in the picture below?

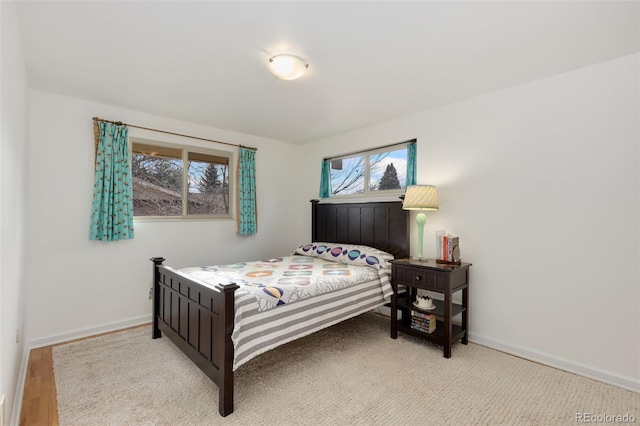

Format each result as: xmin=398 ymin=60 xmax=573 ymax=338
xmin=268 ymin=54 xmax=308 ymax=80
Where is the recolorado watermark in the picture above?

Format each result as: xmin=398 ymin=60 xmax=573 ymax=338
xmin=576 ymin=413 xmax=636 ymax=423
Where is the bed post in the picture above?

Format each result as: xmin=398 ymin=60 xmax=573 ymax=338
xmin=218 ymin=282 xmax=240 ymax=417
xmin=311 ymin=199 xmax=320 ymax=241
xmin=150 ymin=257 xmax=165 ymax=339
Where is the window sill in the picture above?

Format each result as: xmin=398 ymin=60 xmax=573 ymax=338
xmin=133 ymin=215 xmax=233 ymax=223
xmin=319 ymin=192 xmax=404 ymax=204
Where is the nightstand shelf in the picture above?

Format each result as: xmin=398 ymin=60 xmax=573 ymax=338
xmin=393 ymin=319 xmax=466 ymax=345
xmin=390 ymin=258 xmax=472 ymax=358
xmin=395 ymin=296 xmax=466 ymax=318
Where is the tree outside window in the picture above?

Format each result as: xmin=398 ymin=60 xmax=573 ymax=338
xmin=131 ymin=142 xmax=231 ymax=218
xmin=329 ymin=143 xmax=409 ymax=197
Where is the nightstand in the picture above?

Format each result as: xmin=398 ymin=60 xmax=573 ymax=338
xmin=390 ymin=258 xmax=472 ymax=358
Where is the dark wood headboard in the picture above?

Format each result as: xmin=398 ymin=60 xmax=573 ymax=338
xmin=311 ymin=199 xmax=410 ymax=259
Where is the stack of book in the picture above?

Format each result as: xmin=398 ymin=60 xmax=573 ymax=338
xmin=410 ymin=311 xmax=436 ymax=333
xmin=439 ymin=234 xmax=460 ymax=263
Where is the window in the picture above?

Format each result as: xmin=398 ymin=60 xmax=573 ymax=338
xmin=131 ymin=141 xmax=231 ymax=218
xmin=325 ymin=140 xmax=414 ymax=197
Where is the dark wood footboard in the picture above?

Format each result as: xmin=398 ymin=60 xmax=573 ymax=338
xmin=150 ymin=257 xmax=239 ymax=416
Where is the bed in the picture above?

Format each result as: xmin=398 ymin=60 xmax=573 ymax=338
xmin=150 ymin=199 xmax=409 ymax=416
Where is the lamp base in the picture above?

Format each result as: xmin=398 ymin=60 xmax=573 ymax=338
xmin=415 ymin=212 xmax=427 ymax=262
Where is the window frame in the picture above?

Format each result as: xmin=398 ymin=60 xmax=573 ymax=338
xmin=130 ymin=138 xmax=234 ymax=221
xmin=324 ymin=140 xmax=413 ymax=199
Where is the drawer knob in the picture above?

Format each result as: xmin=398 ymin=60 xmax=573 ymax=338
xmin=415 ymin=276 xmax=421 ymax=281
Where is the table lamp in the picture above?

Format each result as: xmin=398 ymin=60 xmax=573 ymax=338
xmin=402 ymin=185 xmax=439 ymax=260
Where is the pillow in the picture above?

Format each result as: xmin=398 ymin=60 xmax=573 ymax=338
xmin=293 ymin=242 xmax=394 ymax=269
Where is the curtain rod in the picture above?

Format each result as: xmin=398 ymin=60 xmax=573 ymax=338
xmin=92 ymin=117 xmax=257 ymax=151
xmin=321 ymin=139 xmax=415 ymax=161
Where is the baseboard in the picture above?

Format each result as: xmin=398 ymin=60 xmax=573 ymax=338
xmin=27 ymin=314 xmax=152 ymax=349
xmin=468 ymin=331 xmax=640 ymax=394
xmin=375 ymin=307 xmax=638 ymax=393
xmin=12 ymin=314 xmax=152 ymax=426
xmin=10 ymin=345 xmax=30 ymax=426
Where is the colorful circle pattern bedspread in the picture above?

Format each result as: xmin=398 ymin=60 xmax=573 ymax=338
xmin=180 ymin=246 xmax=391 ymax=311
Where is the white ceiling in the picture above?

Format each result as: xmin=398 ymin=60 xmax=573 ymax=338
xmin=16 ymin=1 xmax=639 ymax=144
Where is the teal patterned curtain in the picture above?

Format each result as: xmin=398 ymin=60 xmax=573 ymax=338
xmin=237 ymin=147 xmax=257 ymax=234
xmin=89 ymin=121 xmax=134 ymax=241
xmin=406 ymin=141 xmax=417 ymax=187
xmin=319 ymin=159 xmax=331 ymax=198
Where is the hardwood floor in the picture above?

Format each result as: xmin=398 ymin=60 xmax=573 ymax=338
xmin=20 ymin=346 xmax=58 ymax=426
xmin=19 ymin=325 xmax=149 ymax=425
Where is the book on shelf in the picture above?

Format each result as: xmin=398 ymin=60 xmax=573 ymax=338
xmin=411 ymin=310 xmax=436 ymax=319
xmin=410 ymin=321 xmax=436 ymax=334
xmin=411 ymin=316 xmax=435 ymax=326
xmin=410 ymin=312 xmax=436 ymax=333
xmin=411 ymin=318 xmax=435 ymax=327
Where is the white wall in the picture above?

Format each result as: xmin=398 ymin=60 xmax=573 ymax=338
xmin=0 ymin=1 xmax=29 ymax=422
xmin=299 ymin=54 xmax=640 ymax=391
xmin=24 ymin=90 xmax=307 ymax=345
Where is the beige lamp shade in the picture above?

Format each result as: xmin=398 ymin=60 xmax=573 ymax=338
xmin=402 ymin=185 xmax=439 ymax=210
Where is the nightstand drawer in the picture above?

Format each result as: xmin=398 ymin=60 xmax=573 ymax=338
xmin=393 ymin=265 xmax=440 ymax=291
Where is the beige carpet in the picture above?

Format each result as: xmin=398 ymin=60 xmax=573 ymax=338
xmin=53 ymin=313 xmax=639 ymax=425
